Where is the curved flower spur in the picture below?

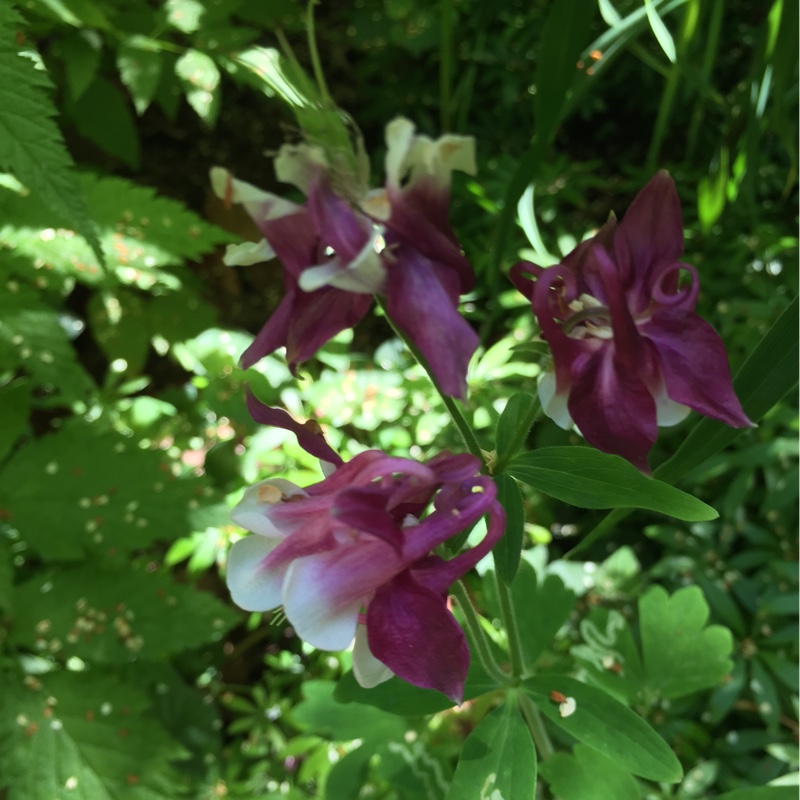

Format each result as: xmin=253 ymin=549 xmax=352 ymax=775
xmin=211 ymin=117 xmax=479 ymax=399
xmin=511 ymin=171 xmax=753 ymax=472
xmin=226 ymin=394 xmax=505 ymax=704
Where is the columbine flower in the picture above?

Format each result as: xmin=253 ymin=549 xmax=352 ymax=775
xmin=511 ymin=171 xmax=752 ymax=472
xmin=211 ymin=117 xmax=478 ymax=399
xmin=226 ymin=397 xmax=504 ymax=702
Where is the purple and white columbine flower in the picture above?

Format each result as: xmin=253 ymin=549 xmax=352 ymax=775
xmin=511 ymin=171 xmax=753 ymax=472
xmin=226 ymin=396 xmax=504 ymax=703
xmin=211 ymin=118 xmax=478 ymax=399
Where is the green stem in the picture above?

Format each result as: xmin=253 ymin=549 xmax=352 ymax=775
xmin=451 ymin=580 xmax=507 ymax=686
xmin=563 ymin=507 xmax=628 ymax=561
xmin=518 ymin=691 xmax=555 ymax=759
xmin=493 ymin=561 xmax=525 ymax=678
xmin=439 ymin=0 xmax=454 ymax=131
xmin=306 ymin=0 xmax=333 ymax=107
xmin=373 ymin=295 xmax=486 ymax=466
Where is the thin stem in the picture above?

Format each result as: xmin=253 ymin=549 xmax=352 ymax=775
xmin=563 ymin=507 xmax=628 ymax=561
xmin=373 ymin=295 xmax=486 ymax=466
xmin=451 ymin=580 xmax=507 ymax=686
xmin=518 ymin=691 xmax=555 ymax=760
xmin=439 ymin=0 xmax=454 ymax=131
xmin=306 ymin=0 xmax=333 ymax=107
xmin=493 ymin=561 xmax=525 ymax=678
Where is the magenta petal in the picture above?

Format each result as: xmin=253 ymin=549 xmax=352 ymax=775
xmin=617 ymin=171 xmax=684 ymax=280
xmin=240 ymin=288 xmax=295 ymax=369
xmin=367 ymin=573 xmax=468 ymax=703
xmin=568 ymin=346 xmax=658 ymax=473
xmin=386 ymin=246 xmax=478 ymax=399
xmin=643 ymin=312 xmax=754 ymax=428
xmin=333 ymin=487 xmax=404 ymax=552
xmin=307 ymin=178 xmax=371 ymax=262
xmin=245 ymin=391 xmax=344 ymax=466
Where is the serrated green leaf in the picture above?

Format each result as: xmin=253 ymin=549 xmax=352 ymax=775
xmin=640 ymin=586 xmax=733 ymax=699
xmin=524 ymin=675 xmax=683 ymax=782
xmin=508 ymin=447 xmax=717 ymax=521
xmin=492 ymin=475 xmax=525 ymax=584
xmin=67 ymin=76 xmax=140 ymax=168
xmin=292 ymin=681 xmax=406 ymax=742
xmin=88 ymin=290 xmax=150 ymax=374
xmin=10 ymin=563 xmax=237 ymax=662
xmin=0 ymin=4 xmax=102 ymax=264
xmin=444 ymin=698 xmax=536 ymax=800
xmin=0 ymin=379 xmax=31 ymax=463
xmin=117 ymin=38 xmax=164 ymax=115
xmin=0 ymin=420 xmax=206 ymax=560
xmin=539 ymin=743 xmax=639 ymax=800
xmin=0 ymin=669 xmax=186 ymax=800
xmin=176 ymin=49 xmax=221 ymax=125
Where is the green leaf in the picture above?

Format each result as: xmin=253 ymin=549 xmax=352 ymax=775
xmin=524 ymin=675 xmax=683 ymax=782
xmin=165 ymin=0 xmax=205 ymax=33
xmin=117 ymin=37 xmax=164 ymax=116
xmin=88 ymin=290 xmax=150 ymax=374
xmin=508 ymin=447 xmax=717 ymax=520
xmin=0 ymin=669 xmax=187 ymax=799
xmin=698 ymin=145 xmax=730 ymax=231
xmin=176 ymin=49 xmax=221 ymax=125
xmin=492 ymin=475 xmax=525 ymax=584
xmin=324 ymin=745 xmax=372 ymax=800
xmin=0 ymin=420 xmax=206 ymax=560
xmin=512 ymin=562 xmax=577 ymax=667
xmin=59 ymin=29 xmax=102 ymax=102
xmin=539 ymin=743 xmax=639 ymax=800
xmin=495 ymin=392 xmax=537 ymax=462
xmin=750 ymin=658 xmax=781 ymax=732
xmin=657 ymin=297 xmax=799 ymax=484
xmin=715 ymin=789 xmax=798 ymax=800
xmin=644 ymin=0 xmax=677 ymax=61
xmin=10 ymin=563 xmax=237 ymax=662
xmin=0 ymin=4 xmax=102 ymax=263
xmin=444 ymin=698 xmax=536 ymax=800
xmin=334 ymin=671 xmax=453 ymax=716
xmin=640 ymin=586 xmax=734 ymax=699
xmin=292 ymin=681 xmax=406 ymax=742
xmin=67 ymin=77 xmax=140 ymax=168
xmin=0 ymin=379 xmax=30 ymax=463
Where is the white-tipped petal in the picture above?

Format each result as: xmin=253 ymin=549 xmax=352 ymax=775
xmin=231 ymin=479 xmax=307 ymax=537
xmin=274 ymin=143 xmax=328 ymax=194
xmin=538 ymin=370 xmax=573 ymax=430
xmin=654 ymin=391 xmax=692 ymax=427
xmin=352 ymin=625 xmax=393 ymax=688
xmin=223 ymin=240 xmax=275 ymax=266
xmin=210 ymin=166 xmax=300 ymax=221
xmin=384 ymin=117 xmax=416 ymax=188
xmin=226 ymin=535 xmax=285 ymax=612
xmin=282 ymin=556 xmax=363 ymax=651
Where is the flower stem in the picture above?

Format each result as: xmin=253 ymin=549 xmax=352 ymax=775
xmin=305 ymin=0 xmax=333 ymax=108
xmin=518 ymin=691 xmax=555 ymax=760
xmin=492 ymin=560 xmax=525 ymax=678
xmin=373 ymin=295 xmax=486 ymax=466
xmin=452 ymin=580 xmax=507 ymax=687
xmin=563 ymin=507 xmax=628 ymax=560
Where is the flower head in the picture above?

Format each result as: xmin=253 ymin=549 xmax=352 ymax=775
xmin=226 ymin=396 xmax=504 ymax=703
xmin=212 ymin=117 xmax=478 ymax=398
xmin=511 ymin=171 xmax=753 ymax=472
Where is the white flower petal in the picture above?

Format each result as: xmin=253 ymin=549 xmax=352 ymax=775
xmin=223 ymin=240 xmax=275 ymax=266
xmin=538 ymin=370 xmax=573 ymax=430
xmin=226 ymin=535 xmax=285 ymax=612
xmin=282 ymin=556 xmax=363 ymax=651
xmin=274 ymin=143 xmax=328 ymax=194
xmin=654 ymin=391 xmax=691 ymax=427
xmin=384 ymin=117 xmax=416 ymax=188
xmin=209 ymin=167 xmax=299 ymax=221
xmin=352 ymin=625 xmax=393 ymax=688
xmin=231 ymin=479 xmax=307 ymax=537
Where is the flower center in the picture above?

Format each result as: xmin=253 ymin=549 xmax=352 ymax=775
xmin=560 ymin=294 xmax=613 ymax=339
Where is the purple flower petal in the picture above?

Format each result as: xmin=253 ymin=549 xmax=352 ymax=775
xmin=643 ymin=311 xmax=754 ymax=428
xmin=333 ymin=486 xmax=405 ymax=552
xmin=386 ymin=245 xmax=478 ymax=399
xmin=367 ymin=573 xmax=469 ymax=703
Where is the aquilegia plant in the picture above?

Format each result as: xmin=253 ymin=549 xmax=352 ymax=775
xmin=218 ymin=41 xmax=755 ymax=800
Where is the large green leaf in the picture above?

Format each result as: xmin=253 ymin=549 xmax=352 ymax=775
xmin=0 ymin=669 xmax=186 ymax=800
xmin=444 ymin=698 xmax=536 ymax=800
xmin=508 ymin=447 xmax=717 ymax=520
xmin=0 ymin=420 xmax=206 ymax=560
xmin=715 ymin=790 xmax=798 ymax=800
xmin=0 ymin=4 xmax=101 ymax=263
xmin=495 ymin=392 xmax=537 ymax=463
xmin=0 ymin=379 xmax=31 ymax=463
xmin=539 ymin=743 xmax=640 ymax=800
xmin=524 ymin=675 xmax=683 ymax=782
xmin=9 ymin=563 xmax=237 ymax=663
xmin=640 ymin=586 xmax=734 ymax=699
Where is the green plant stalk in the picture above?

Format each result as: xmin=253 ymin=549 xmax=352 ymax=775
xmin=305 ymin=0 xmax=333 ymax=108
xmin=492 ymin=393 xmax=542 ymax=476
xmin=452 ymin=580 xmax=508 ymax=686
xmin=518 ymin=690 xmax=555 ymax=759
xmin=373 ymin=295 xmax=486 ymax=465
xmin=493 ymin=562 xmax=525 ymax=678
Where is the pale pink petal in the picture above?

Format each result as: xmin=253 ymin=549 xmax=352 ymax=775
xmin=352 ymin=624 xmax=393 ymax=688
xmin=226 ymin=535 xmax=286 ymax=612
xmin=231 ymin=479 xmax=307 ymax=537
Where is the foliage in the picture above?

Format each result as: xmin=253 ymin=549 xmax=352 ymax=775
xmin=0 ymin=0 xmax=796 ymax=798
